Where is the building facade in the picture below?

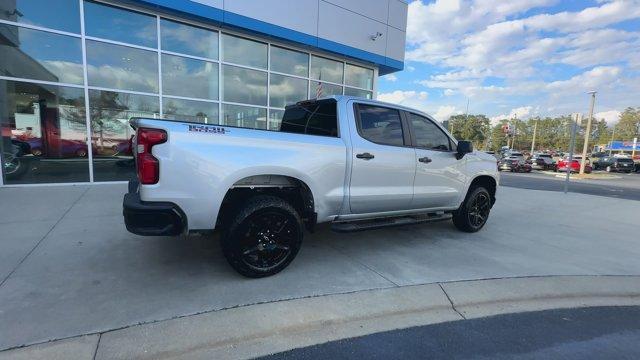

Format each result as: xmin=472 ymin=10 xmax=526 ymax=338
xmin=0 ymin=0 xmax=407 ymax=185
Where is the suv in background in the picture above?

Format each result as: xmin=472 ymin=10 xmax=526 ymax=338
xmin=596 ymin=156 xmax=635 ymax=173
xmin=530 ymin=153 xmax=555 ymax=170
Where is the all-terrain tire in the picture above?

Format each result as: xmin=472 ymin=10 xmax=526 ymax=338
xmin=221 ymin=195 xmax=303 ymax=278
xmin=452 ymin=186 xmax=492 ymax=233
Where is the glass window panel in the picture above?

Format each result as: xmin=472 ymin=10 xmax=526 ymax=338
xmin=270 ymin=46 xmax=308 ymax=77
xmin=269 ymin=74 xmax=308 ymax=108
xmin=407 ymin=113 xmax=451 ymax=151
xmin=344 ymin=87 xmax=372 ymax=99
xmin=163 ymin=98 xmax=218 ymax=124
xmin=88 ymin=89 xmax=159 ymax=181
xmin=221 ymin=104 xmax=266 ymax=129
xmin=86 ymin=40 xmax=158 ymax=93
xmin=311 ymin=81 xmax=342 ymax=98
xmin=160 ymin=19 xmax=218 ymax=59
xmin=0 ymin=24 xmax=84 ymax=84
xmin=268 ymin=109 xmax=284 ymax=131
xmin=84 ymin=1 xmax=157 ymax=48
xmin=0 ymin=80 xmax=89 ymax=184
xmin=1 ymin=0 xmax=80 ymax=33
xmin=310 ymin=56 xmax=343 ymax=84
xmin=345 ymin=64 xmax=374 ymax=90
xmin=357 ymin=105 xmax=404 ymax=146
xmin=222 ymin=65 xmax=267 ymax=106
xmin=221 ymin=34 xmax=267 ymax=69
xmin=161 ymin=54 xmax=218 ymax=100
xmin=279 ymin=100 xmax=338 ymax=137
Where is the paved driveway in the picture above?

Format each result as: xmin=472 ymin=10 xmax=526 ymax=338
xmin=0 ymin=184 xmax=639 ymax=350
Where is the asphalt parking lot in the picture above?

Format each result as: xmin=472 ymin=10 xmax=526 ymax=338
xmin=1 ymin=178 xmax=639 ymax=352
xmin=500 ymin=170 xmax=640 ymax=200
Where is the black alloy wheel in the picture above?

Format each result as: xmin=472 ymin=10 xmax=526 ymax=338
xmin=221 ymin=196 xmax=303 ymax=278
xmin=452 ymin=186 xmax=492 ymax=233
xmin=238 ymin=210 xmax=297 ymax=271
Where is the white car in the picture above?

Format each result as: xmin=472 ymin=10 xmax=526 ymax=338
xmin=123 ymin=96 xmax=499 ymax=277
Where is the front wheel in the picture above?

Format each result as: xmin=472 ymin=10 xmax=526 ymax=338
xmin=221 ymin=195 xmax=303 ymax=278
xmin=452 ymin=186 xmax=492 ymax=233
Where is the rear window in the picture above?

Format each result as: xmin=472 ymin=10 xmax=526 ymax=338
xmin=279 ymin=100 xmax=338 ymax=137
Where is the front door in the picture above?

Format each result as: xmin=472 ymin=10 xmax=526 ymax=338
xmin=406 ymin=112 xmax=466 ymax=209
xmin=348 ymin=102 xmax=416 ymax=214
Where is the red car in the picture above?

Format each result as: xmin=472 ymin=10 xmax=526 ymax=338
xmin=556 ymin=158 xmax=592 ymax=173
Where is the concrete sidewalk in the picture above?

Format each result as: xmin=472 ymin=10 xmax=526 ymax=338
xmin=0 ymin=184 xmax=639 ymax=355
xmin=2 ymin=275 xmax=640 ymax=360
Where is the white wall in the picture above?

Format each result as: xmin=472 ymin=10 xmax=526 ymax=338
xmin=193 ymin=0 xmax=407 ymax=62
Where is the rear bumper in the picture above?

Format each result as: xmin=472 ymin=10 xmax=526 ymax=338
xmin=123 ymin=180 xmax=187 ymax=236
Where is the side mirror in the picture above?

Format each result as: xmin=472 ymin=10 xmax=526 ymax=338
xmin=456 ymin=140 xmax=473 ymax=159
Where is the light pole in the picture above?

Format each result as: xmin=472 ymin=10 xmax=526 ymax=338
xmin=530 ymin=117 xmax=538 ymax=154
xmin=609 ymin=126 xmax=615 ymax=156
xmin=579 ymin=91 xmax=596 ymax=174
xmin=565 ymin=113 xmax=581 ymax=193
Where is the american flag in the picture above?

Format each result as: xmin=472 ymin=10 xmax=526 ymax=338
xmin=315 ymin=70 xmax=323 ymax=98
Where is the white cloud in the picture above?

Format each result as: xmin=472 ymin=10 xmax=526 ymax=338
xmin=489 ymin=106 xmax=534 ymax=124
xmin=594 ymin=110 xmax=621 ymax=124
xmin=383 ymin=74 xmax=398 ymax=82
xmin=377 ymin=90 xmax=428 ymax=104
xmin=433 ymin=105 xmax=462 ymax=121
xmin=444 ymin=89 xmax=455 ymax=96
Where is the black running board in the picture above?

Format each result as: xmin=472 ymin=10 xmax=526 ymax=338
xmin=331 ymin=212 xmax=452 ymax=233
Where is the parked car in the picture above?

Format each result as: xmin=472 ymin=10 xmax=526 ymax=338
xmin=556 ymin=158 xmax=592 ymax=173
xmin=595 ymin=156 xmax=635 ymax=173
xmin=590 ymin=152 xmax=608 ymax=169
xmin=122 ymin=96 xmax=499 ymax=277
xmin=530 ymin=153 xmax=555 ymax=170
xmin=499 ymin=157 xmax=532 ymax=172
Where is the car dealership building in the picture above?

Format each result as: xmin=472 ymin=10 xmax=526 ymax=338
xmin=0 ymin=0 xmax=407 ymax=185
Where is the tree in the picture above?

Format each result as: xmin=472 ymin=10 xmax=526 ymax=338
xmin=614 ymin=107 xmax=640 ymax=141
xmin=447 ymin=114 xmax=491 ymax=149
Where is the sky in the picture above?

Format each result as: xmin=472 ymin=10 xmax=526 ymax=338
xmin=377 ymin=0 xmax=640 ymax=125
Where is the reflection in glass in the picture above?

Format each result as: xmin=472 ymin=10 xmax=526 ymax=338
xmin=310 ymin=56 xmax=343 ymax=84
xmin=161 ymin=19 xmax=218 ymax=59
xmin=89 ymin=90 xmax=159 ymax=181
xmin=268 ymin=109 xmax=284 ymax=131
xmin=0 ymin=24 xmax=84 ymax=85
xmin=221 ymin=34 xmax=267 ymax=69
xmin=311 ymin=81 xmax=342 ymax=98
xmin=270 ymin=46 xmax=308 ymax=77
xmin=163 ymin=98 xmax=218 ymax=124
xmin=344 ymin=87 xmax=372 ymax=99
xmin=162 ymin=54 xmax=218 ymax=100
xmin=0 ymin=80 xmax=89 ymax=184
xmin=269 ymin=74 xmax=307 ymax=108
xmin=345 ymin=64 xmax=373 ymax=90
xmin=84 ymin=0 xmax=157 ymax=48
xmin=86 ymin=40 xmax=158 ymax=93
xmin=222 ymin=65 xmax=267 ymax=106
xmin=221 ymin=104 xmax=266 ymax=130
xmin=0 ymin=0 xmax=80 ymax=33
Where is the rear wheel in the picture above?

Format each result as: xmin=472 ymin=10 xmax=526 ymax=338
xmin=452 ymin=186 xmax=492 ymax=233
xmin=221 ymin=195 xmax=303 ymax=278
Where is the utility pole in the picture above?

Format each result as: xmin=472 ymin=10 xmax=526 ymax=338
xmin=609 ymin=126 xmax=615 ymax=156
xmin=579 ymin=91 xmax=596 ymax=174
xmin=564 ymin=113 xmax=581 ymax=194
xmin=530 ymin=117 xmax=538 ymax=154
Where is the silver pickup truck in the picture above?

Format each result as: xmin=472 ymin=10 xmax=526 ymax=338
xmin=123 ymin=96 xmax=499 ymax=277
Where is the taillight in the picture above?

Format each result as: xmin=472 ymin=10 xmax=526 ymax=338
xmin=136 ymin=128 xmax=167 ymax=184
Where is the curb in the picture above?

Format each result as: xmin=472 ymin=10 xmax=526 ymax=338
xmin=2 ymin=275 xmax=640 ymax=360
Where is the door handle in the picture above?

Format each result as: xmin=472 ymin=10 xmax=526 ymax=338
xmin=356 ymin=152 xmax=375 ymax=160
xmin=418 ymin=156 xmax=432 ymax=163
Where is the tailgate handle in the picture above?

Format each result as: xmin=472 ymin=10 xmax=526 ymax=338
xmin=356 ymin=152 xmax=375 ymax=160
xmin=418 ymin=156 xmax=432 ymax=163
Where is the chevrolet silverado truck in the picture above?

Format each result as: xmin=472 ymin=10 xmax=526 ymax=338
xmin=123 ymin=96 xmax=499 ymax=277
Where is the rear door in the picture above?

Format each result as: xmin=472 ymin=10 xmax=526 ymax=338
xmin=406 ymin=112 xmax=466 ymax=209
xmin=348 ymin=102 xmax=416 ymax=213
